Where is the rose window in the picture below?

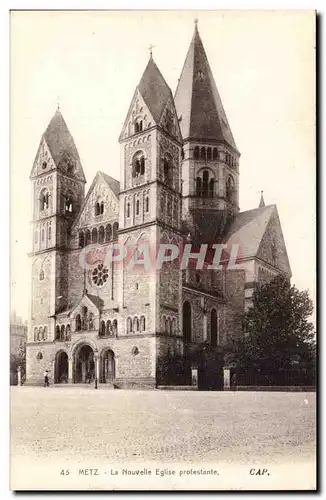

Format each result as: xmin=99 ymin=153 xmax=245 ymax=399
xmin=92 ymin=263 xmax=109 ymax=287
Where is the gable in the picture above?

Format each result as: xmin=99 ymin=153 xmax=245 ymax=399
xmin=119 ymin=89 xmax=155 ymax=141
xmin=256 ymin=209 xmax=292 ymax=276
xmin=30 ymin=137 xmax=56 ymax=179
xmin=69 ymin=293 xmax=100 ymax=318
xmin=72 ymin=172 xmax=119 ymax=231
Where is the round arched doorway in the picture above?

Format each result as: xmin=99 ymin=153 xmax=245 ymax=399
xmin=100 ymin=349 xmax=115 ymax=383
xmin=73 ymin=344 xmax=95 ymax=383
xmin=55 ymin=351 xmax=68 ymax=383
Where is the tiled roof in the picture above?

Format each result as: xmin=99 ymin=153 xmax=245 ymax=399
xmin=99 ymin=172 xmax=120 ymax=198
xmin=174 ymin=25 xmax=238 ymax=151
xmin=86 ymin=293 xmax=104 ymax=310
xmin=43 ymin=109 xmax=86 ymax=182
xmin=137 ymin=57 xmax=173 ymax=124
xmin=224 ymin=205 xmax=275 ymax=259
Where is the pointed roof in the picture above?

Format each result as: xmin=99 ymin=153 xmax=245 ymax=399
xmin=31 ymin=108 xmax=86 ymax=182
xmin=137 ymin=56 xmax=173 ymax=124
xmin=174 ymin=24 xmax=238 ymax=151
xmin=259 ymin=191 xmax=265 ymax=208
xmin=224 ymin=205 xmax=275 ymax=259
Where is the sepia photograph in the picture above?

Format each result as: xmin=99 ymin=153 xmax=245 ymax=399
xmin=10 ymin=9 xmax=316 ymax=491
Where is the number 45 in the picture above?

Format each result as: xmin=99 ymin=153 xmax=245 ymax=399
xmin=60 ymin=469 xmax=70 ymax=475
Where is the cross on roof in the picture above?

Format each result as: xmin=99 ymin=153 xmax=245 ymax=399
xmin=149 ymin=44 xmax=155 ymax=58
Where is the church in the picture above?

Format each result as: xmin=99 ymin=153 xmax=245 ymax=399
xmin=26 ymin=22 xmax=291 ymax=387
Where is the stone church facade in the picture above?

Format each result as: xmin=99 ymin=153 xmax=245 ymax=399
xmin=26 ymin=24 xmax=291 ymax=387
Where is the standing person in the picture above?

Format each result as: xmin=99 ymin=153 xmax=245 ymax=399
xmin=44 ymin=370 xmax=49 ymax=387
xmin=231 ymin=372 xmax=237 ymax=391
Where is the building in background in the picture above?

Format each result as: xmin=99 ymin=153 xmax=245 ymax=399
xmin=26 ymin=23 xmax=291 ymax=387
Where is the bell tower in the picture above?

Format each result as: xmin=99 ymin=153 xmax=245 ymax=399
xmin=175 ymin=22 xmax=240 ymax=242
xmin=118 ymin=55 xmax=184 ymax=366
xmin=28 ymin=107 xmax=86 ymax=345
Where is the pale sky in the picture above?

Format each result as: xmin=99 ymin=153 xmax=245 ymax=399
xmin=10 ymin=10 xmax=316 ymax=323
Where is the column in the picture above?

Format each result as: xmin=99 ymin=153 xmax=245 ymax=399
xmin=68 ymin=359 xmax=73 ymax=383
xmin=17 ymin=367 xmax=21 ymax=386
xmin=96 ymin=356 xmax=100 ymax=382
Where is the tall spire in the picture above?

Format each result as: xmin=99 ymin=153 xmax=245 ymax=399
xmin=259 ymin=191 xmax=265 ymax=208
xmin=174 ymin=23 xmax=238 ymax=151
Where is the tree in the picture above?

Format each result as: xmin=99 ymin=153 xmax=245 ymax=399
xmin=238 ymin=274 xmax=316 ymax=385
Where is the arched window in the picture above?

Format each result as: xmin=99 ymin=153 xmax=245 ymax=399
xmin=39 ymin=327 xmax=44 ymax=341
xmin=209 ymin=178 xmax=215 ymax=198
xmin=40 ymin=190 xmax=49 ymax=211
xmin=207 ymin=147 xmax=212 ymax=160
xmin=127 ymin=317 xmax=132 ymax=333
xmin=167 ymin=318 xmax=172 ymax=334
xmin=226 ymin=176 xmax=234 ymax=203
xmin=213 ymin=147 xmax=218 ymax=160
xmin=100 ymin=202 xmax=104 ymax=215
xmin=41 ymin=228 xmax=45 ymax=242
xmin=201 ymin=147 xmax=206 ymax=160
xmin=140 ymin=156 xmax=145 ymax=175
xmin=99 ymin=226 xmax=105 ymax=244
xmin=85 ymin=230 xmax=91 ymax=246
xmin=75 ymin=314 xmax=81 ymax=332
xmin=112 ymin=319 xmax=118 ymax=335
xmin=48 ymin=226 xmax=51 ymax=240
xmin=211 ymin=309 xmax=218 ymax=347
xmin=134 ymin=119 xmax=143 ymax=134
xmin=56 ymin=325 xmax=60 ymax=340
xmin=140 ymin=316 xmax=146 ymax=332
xmin=194 ymin=146 xmax=199 ymax=160
xmin=60 ymin=324 xmax=65 ymax=340
xmin=165 ymin=317 xmax=168 ymax=333
xmin=132 ymin=151 xmax=145 ymax=177
xmin=34 ymin=230 xmax=38 ymax=244
xmin=81 ymin=306 xmax=88 ymax=330
xmin=145 ymin=196 xmax=149 ymax=212
xmin=106 ymin=320 xmax=112 ymax=336
xmin=65 ymin=193 xmax=73 ymax=213
xmin=163 ymin=155 xmax=173 ymax=187
xmin=105 ymin=224 xmax=112 ymax=242
xmin=113 ymin=222 xmax=119 ymax=240
xmin=39 ymin=270 xmax=44 ymax=281
xmin=172 ymin=318 xmax=176 ymax=334
xmin=133 ymin=317 xmax=139 ymax=332
xmin=136 ymin=199 xmax=140 ymax=215
xmin=203 ymin=170 xmax=209 ymax=197
xmin=100 ymin=320 xmax=106 ymax=337
xmin=79 ymin=231 xmax=84 ymax=248
xmin=34 ymin=327 xmax=38 ymax=341
xmin=127 ymin=202 xmax=130 ymax=218
xmin=92 ymin=227 xmax=98 ymax=243
xmin=66 ymin=324 xmax=71 ymax=340
xmin=95 ymin=202 xmax=100 ymax=216
xmin=183 ymin=301 xmax=192 ymax=344
xmin=89 ymin=314 xmax=94 ymax=330
xmin=196 ymin=177 xmax=202 ymax=197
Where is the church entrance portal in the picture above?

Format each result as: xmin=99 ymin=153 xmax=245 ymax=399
xmin=74 ymin=344 xmax=95 ymax=383
xmin=55 ymin=351 xmax=68 ymax=383
xmin=100 ymin=349 xmax=115 ymax=383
